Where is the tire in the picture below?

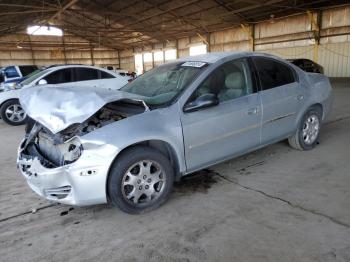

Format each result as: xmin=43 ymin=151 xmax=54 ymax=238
xmin=0 ymin=99 xmax=27 ymax=126
xmin=108 ymin=146 xmax=174 ymax=214
xmin=288 ymin=106 xmax=322 ymax=151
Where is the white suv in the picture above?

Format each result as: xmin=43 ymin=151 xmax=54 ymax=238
xmin=0 ymin=65 xmax=130 ymax=126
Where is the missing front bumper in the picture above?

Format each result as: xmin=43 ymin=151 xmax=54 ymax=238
xmin=17 ymin=139 xmax=109 ymax=206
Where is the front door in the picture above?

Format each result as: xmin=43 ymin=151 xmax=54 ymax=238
xmin=181 ymin=58 xmax=262 ymax=172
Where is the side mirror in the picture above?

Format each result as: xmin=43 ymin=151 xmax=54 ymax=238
xmin=37 ymin=79 xmax=47 ymax=85
xmin=184 ymin=93 xmax=219 ymax=113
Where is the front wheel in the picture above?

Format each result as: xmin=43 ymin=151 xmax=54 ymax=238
xmin=108 ymin=146 xmax=174 ymax=214
xmin=288 ymin=106 xmax=322 ymax=150
xmin=0 ymin=99 xmax=27 ymax=126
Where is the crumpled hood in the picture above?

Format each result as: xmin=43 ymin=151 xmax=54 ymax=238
xmin=19 ymin=85 xmax=147 ymax=134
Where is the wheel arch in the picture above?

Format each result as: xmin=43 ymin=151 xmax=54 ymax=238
xmin=105 ymin=139 xmax=182 ymax=201
xmin=311 ymin=102 xmax=323 ymax=114
xmin=306 ymin=103 xmax=324 ymax=121
xmin=295 ymin=102 xmax=324 ymax=129
xmin=0 ymin=98 xmax=19 ymax=109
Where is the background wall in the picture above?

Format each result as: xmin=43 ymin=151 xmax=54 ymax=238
xmin=254 ymin=7 xmax=350 ymax=77
xmin=135 ymin=6 xmax=350 ymax=77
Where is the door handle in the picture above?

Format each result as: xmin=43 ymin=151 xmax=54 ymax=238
xmin=247 ymin=108 xmax=258 ymax=115
xmin=297 ymin=94 xmax=304 ymax=101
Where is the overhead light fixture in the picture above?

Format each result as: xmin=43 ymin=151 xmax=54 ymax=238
xmin=27 ymin=25 xmax=63 ymax=36
xmin=16 ymin=45 xmax=23 ymax=49
xmin=269 ymin=14 xmax=275 ymax=24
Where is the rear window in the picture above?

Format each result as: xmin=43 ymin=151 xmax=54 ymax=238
xmin=19 ymin=65 xmax=38 ymax=76
xmin=100 ymin=70 xmax=115 ymax=79
xmin=253 ymin=57 xmax=296 ymax=90
xmin=74 ymin=68 xmax=99 ymax=81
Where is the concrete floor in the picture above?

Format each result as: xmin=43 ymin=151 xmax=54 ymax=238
xmin=0 ymin=80 xmax=350 ymax=262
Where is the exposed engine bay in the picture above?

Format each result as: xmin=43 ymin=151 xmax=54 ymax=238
xmin=20 ymin=101 xmax=146 ymax=168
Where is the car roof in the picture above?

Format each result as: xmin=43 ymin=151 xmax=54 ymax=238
xmin=44 ymin=64 xmax=120 ymax=76
xmin=164 ymin=51 xmax=292 ymax=67
xmin=287 ymin=58 xmax=312 ymax=62
xmin=47 ymin=64 xmax=103 ymax=69
xmin=176 ymin=51 xmax=253 ymax=63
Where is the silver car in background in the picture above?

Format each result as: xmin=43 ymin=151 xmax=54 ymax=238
xmin=17 ymin=52 xmax=333 ymax=214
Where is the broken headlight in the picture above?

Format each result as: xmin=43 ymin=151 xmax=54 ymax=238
xmin=61 ymin=137 xmax=83 ymax=164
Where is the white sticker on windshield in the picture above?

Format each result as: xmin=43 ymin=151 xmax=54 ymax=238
xmin=181 ymin=61 xmax=207 ymax=68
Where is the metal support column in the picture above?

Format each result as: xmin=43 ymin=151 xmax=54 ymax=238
xmin=90 ymin=44 xmax=94 ymax=65
xmin=62 ymin=33 xmax=67 ymax=64
xmin=308 ymin=10 xmax=322 ymax=63
xmin=27 ymin=35 xmax=35 ymax=64
xmin=118 ymin=50 xmax=121 ymax=69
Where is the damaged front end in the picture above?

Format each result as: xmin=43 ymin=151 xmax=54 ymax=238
xmin=19 ymin=123 xmax=83 ymax=171
xmin=17 ymin=99 xmax=147 ymax=205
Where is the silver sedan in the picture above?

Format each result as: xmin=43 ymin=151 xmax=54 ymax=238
xmin=17 ymin=52 xmax=333 ymax=214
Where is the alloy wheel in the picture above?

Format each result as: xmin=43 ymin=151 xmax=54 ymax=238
xmin=121 ymin=160 xmax=165 ymax=205
xmin=5 ymin=104 xmax=26 ymax=123
xmin=302 ymin=114 xmax=320 ymax=145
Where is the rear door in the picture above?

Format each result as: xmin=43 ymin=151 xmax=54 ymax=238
xmin=252 ymin=57 xmax=305 ymax=144
xmin=72 ymin=67 xmax=100 ymax=88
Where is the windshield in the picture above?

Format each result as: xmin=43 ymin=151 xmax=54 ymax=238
xmin=20 ymin=69 xmax=49 ymax=86
xmin=121 ymin=62 xmax=205 ymax=106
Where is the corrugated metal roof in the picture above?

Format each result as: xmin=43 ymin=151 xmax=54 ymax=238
xmin=0 ymin=0 xmax=349 ymax=49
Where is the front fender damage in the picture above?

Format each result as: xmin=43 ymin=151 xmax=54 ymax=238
xmin=17 ymin=89 xmax=147 ymax=205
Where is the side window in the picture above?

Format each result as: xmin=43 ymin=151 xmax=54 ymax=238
xmin=4 ymin=66 xmax=19 ymax=78
xmin=100 ymin=70 xmax=115 ymax=79
xmin=253 ymin=57 xmax=295 ymax=90
xmin=44 ymin=68 xmax=72 ymax=84
xmin=190 ymin=59 xmax=254 ymax=103
xmin=74 ymin=68 xmax=99 ymax=81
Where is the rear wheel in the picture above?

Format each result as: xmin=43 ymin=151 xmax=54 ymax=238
xmin=108 ymin=146 xmax=174 ymax=214
xmin=0 ymin=99 xmax=27 ymax=126
xmin=288 ymin=106 xmax=322 ymax=150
